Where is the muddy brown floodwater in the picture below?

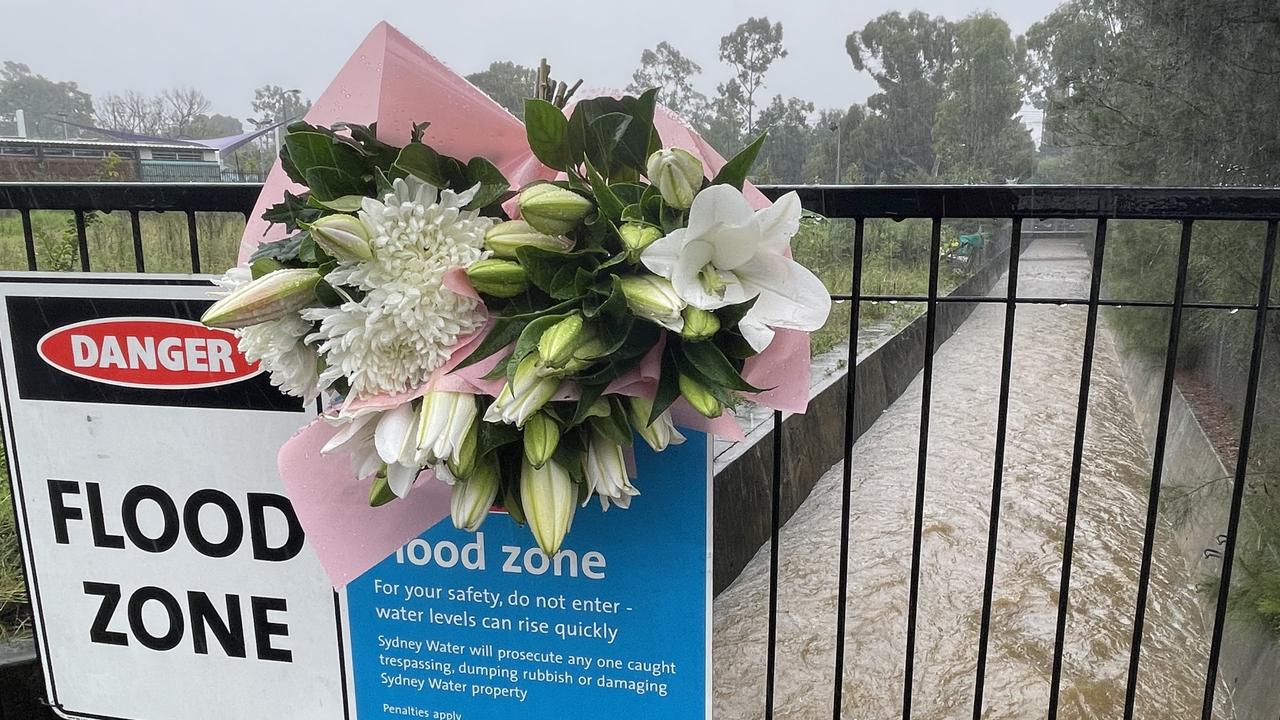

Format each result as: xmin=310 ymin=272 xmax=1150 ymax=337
xmin=712 ymin=238 xmax=1230 ymax=720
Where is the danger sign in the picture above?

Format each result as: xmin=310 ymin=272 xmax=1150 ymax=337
xmin=0 ymin=274 xmax=713 ymax=720
xmin=0 ymin=276 xmax=347 ymax=719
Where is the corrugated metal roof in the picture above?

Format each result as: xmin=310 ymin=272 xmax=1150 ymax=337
xmin=0 ymin=136 xmax=211 ymax=152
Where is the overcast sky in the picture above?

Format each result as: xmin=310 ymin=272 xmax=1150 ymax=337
xmin=8 ymin=0 xmax=1062 ymax=124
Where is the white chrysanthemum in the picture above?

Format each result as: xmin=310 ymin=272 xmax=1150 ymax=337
xmin=305 ymin=177 xmax=494 ymax=397
xmin=213 ymin=268 xmax=321 ymax=401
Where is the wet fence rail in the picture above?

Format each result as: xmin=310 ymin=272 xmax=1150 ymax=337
xmin=2 ymin=182 xmax=1280 ymax=719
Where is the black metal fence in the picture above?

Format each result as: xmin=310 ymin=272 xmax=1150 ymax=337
xmin=2 ymin=182 xmax=1280 ymax=720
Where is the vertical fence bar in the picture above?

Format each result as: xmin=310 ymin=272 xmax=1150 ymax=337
xmin=971 ymin=220 xmax=1023 ymax=720
xmin=73 ymin=210 xmax=89 ymax=272
xmin=764 ymin=409 xmax=784 ymax=719
xmin=902 ymin=217 xmax=943 ymax=720
xmin=1047 ymin=218 xmax=1108 ymax=720
xmin=1122 ymin=220 xmax=1194 ymax=718
xmin=831 ymin=217 xmax=866 ymax=719
xmin=130 ymin=211 xmax=145 ymax=273
xmin=186 ymin=211 xmax=201 ymax=273
xmin=19 ymin=209 xmax=36 ymax=271
xmin=1200 ymin=219 xmax=1278 ymax=720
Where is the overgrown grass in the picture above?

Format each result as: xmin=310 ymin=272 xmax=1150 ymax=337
xmin=0 ymin=451 xmax=29 ymax=642
xmin=793 ymin=214 xmax=985 ymax=357
xmin=0 ymin=209 xmax=244 ymax=274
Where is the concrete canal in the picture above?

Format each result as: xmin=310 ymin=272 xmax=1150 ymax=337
xmin=712 ymin=237 xmax=1224 ymax=719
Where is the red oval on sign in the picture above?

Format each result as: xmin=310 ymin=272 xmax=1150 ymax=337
xmin=37 ymin=317 xmax=262 ymax=390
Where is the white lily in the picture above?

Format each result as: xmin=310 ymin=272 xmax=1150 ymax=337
xmin=416 ymin=390 xmax=478 ymax=466
xmin=582 ymin=429 xmax=638 ymax=511
xmin=640 ymin=185 xmax=832 ymax=351
xmin=628 ymin=395 xmax=686 ymax=452
xmin=450 ymin=459 xmax=500 ymax=532
xmin=322 ymin=405 xmax=424 ymax=498
xmin=321 ymin=411 xmax=383 ymax=480
xmin=374 ymin=403 xmax=425 ymax=497
xmin=483 ymin=352 xmax=560 ymax=427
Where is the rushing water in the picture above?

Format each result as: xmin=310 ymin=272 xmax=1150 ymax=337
xmin=712 ymin=238 xmax=1227 ymax=720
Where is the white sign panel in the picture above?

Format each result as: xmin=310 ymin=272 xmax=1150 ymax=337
xmin=0 ymin=275 xmax=348 ymax=720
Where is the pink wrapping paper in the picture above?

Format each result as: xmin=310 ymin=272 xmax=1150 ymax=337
xmin=249 ymin=23 xmax=817 ymax=586
xmin=279 ymin=419 xmax=451 ymax=586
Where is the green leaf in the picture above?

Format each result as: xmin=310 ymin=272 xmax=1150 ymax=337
xmin=456 ymin=317 xmax=525 ymax=370
xmin=711 ymin=132 xmax=767 ymax=190
xmin=589 ymin=397 xmax=634 ymax=447
xmin=650 ymin=346 xmax=682 ymax=424
xmin=583 ymin=276 xmax=628 ymax=319
xmin=339 ymin=122 xmax=400 ymax=171
xmin=566 ymin=91 xmax=659 ymax=177
xmin=392 ymin=142 xmax=465 ymax=188
xmin=586 ymin=113 xmax=632 ymax=172
xmin=463 ymin=157 xmax=510 ymax=210
xmin=262 ymin=192 xmax=322 ymax=230
xmin=309 ymin=195 xmax=365 ymax=212
xmin=570 ymin=384 xmax=608 ymax=426
xmin=283 ymin=129 xmax=370 ymax=200
xmin=586 ymin=163 xmax=625 ymax=221
xmin=680 ymin=340 xmax=765 ymax=393
xmin=524 ymin=99 xmax=574 ymax=171
xmin=410 ymin=121 xmax=431 ymax=144
xmin=516 ymin=247 xmax=600 ymax=300
xmin=248 ymin=233 xmax=305 ymax=264
xmin=715 ymin=296 xmax=759 ymax=330
xmin=476 ymin=418 xmax=521 ymax=459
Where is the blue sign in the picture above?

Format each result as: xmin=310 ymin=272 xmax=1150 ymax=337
xmin=345 ymin=431 xmax=711 ymax=720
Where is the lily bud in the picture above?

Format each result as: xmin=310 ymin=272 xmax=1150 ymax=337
xmin=618 ymin=275 xmax=686 ymax=332
xmin=309 ymin=214 xmax=373 ymax=262
xmin=446 ymin=418 xmax=479 ymax=479
xmin=467 ymin=259 xmax=529 ymax=298
xmin=582 ymin=428 xmax=638 ymax=511
xmin=517 ymin=184 xmax=594 ymax=236
xmin=520 ymin=458 xmax=576 ymax=556
xmin=646 ymin=147 xmax=704 ymax=209
xmin=522 ymin=412 xmax=561 ymax=469
xmin=416 ymin=391 xmax=478 ymax=467
xmin=482 ymin=352 xmax=560 ymax=427
xmin=484 ymin=220 xmax=574 ymax=258
xmin=679 ymin=373 xmax=723 ymax=418
xmin=619 ymin=223 xmax=662 ymax=262
xmin=201 ymin=268 xmax=322 ymax=329
xmin=450 ymin=457 xmax=500 ymax=532
xmin=628 ymin=395 xmax=687 ymax=452
xmin=681 ymin=307 xmax=721 ymax=342
xmin=537 ymin=313 xmax=592 ymax=370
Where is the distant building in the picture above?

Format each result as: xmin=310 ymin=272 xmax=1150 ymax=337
xmin=0 ymin=137 xmax=222 ymax=182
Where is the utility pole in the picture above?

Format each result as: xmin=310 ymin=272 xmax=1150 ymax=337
xmin=829 ymin=120 xmax=842 ymax=183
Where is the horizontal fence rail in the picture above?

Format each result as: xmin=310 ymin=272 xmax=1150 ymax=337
xmin=2 ymin=182 xmax=1280 ymax=719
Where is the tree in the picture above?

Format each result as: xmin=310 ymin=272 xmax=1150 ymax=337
xmin=0 ymin=61 xmax=94 ymax=139
xmin=754 ymin=95 xmax=814 ymax=182
xmin=1025 ymin=0 xmax=1280 ymax=185
xmin=185 ymin=113 xmax=243 ymax=139
xmin=627 ymin=42 xmax=709 ymax=127
xmin=96 ymin=87 xmax=217 ymax=138
xmin=846 ymin=11 xmax=955 ymax=181
xmin=931 ymin=14 xmax=1035 ymax=182
xmin=803 ymin=105 xmax=867 ymax=183
xmin=717 ymin=17 xmax=787 ymax=137
xmin=466 ymin=61 xmax=537 ymax=117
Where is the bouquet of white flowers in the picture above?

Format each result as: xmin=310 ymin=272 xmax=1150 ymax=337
xmin=204 ymin=90 xmax=830 ymax=557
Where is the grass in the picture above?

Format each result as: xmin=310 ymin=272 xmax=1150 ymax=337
xmin=0 ymin=452 xmax=29 ymax=642
xmin=792 ymin=213 xmax=985 ymax=358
